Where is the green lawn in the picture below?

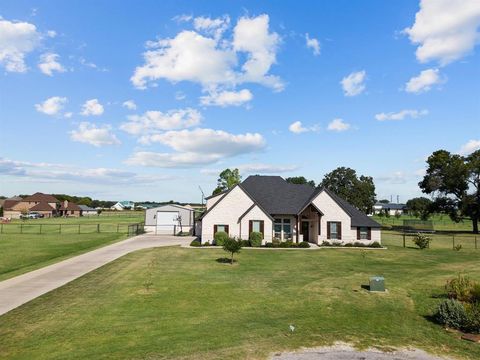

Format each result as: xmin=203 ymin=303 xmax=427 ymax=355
xmin=7 ymin=211 xmax=145 ymax=225
xmin=372 ymin=214 xmax=474 ymax=232
xmin=1 ymin=244 xmax=479 ymax=359
xmin=0 ymin=233 xmax=127 ymax=281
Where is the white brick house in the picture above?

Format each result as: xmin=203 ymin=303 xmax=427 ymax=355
xmin=198 ymin=175 xmax=381 ymax=245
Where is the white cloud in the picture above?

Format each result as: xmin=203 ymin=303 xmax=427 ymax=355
xmin=81 ymin=99 xmax=104 ymax=116
xmin=405 ymin=68 xmax=443 ymax=93
xmin=376 ymin=171 xmax=408 ymax=184
xmin=305 ymin=33 xmax=320 ymax=55
xmin=403 ymin=0 xmax=480 ymax=65
xmin=458 ymin=139 xmax=480 ymax=155
xmin=289 ymin=121 xmax=309 ymax=134
xmin=35 ymin=96 xmax=67 ymax=115
xmin=120 ymin=108 xmax=201 ymax=136
xmin=0 ymin=18 xmax=41 ymax=72
xmin=122 ymin=100 xmax=137 ymax=110
xmin=70 ymin=122 xmax=120 ymax=147
xmin=340 ymin=70 xmax=366 ymax=96
xmin=46 ymin=30 xmax=57 ymax=38
xmin=38 ymin=53 xmax=65 ymax=76
xmin=64 ymin=112 xmax=73 ymax=118
xmin=375 ymin=109 xmax=428 ymax=121
xmin=131 ymin=14 xmax=283 ymax=92
xmin=193 ymin=15 xmax=230 ymax=39
xmin=237 ymin=163 xmax=299 ymax=174
xmin=200 ymin=89 xmax=253 ymax=107
xmin=0 ymin=157 xmax=170 ymax=185
xmin=327 ymin=118 xmax=350 ymax=132
xmin=126 ymin=128 xmax=266 ymax=168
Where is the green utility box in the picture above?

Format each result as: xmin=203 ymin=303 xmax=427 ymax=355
xmin=369 ymin=276 xmax=385 ymax=292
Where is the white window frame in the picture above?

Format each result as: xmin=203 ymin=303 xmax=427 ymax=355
xmin=274 ymin=218 xmax=292 ymax=241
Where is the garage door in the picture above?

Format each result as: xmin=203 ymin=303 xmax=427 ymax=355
xmin=156 ymin=211 xmax=179 ymax=234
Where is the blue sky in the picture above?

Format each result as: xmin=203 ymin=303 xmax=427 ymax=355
xmin=1 ymin=0 xmax=479 ymax=203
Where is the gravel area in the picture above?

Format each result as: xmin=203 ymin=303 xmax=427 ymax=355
xmin=271 ymin=344 xmax=450 ymax=360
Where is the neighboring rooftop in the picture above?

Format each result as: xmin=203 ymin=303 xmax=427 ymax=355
xmin=30 ymin=202 xmax=55 ymax=211
xmin=23 ymin=192 xmax=59 ymax=203
xmin=374 ymin=203 xmax=407 ymax=210
xmin=78 ymin=205 xmax=97 ymax=211
xmin=59 ymin=201 xmax=82 ymax=211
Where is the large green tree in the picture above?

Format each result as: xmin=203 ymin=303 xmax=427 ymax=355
xmin=212 ymin=168 xmax=242 ymax=195
xmin=406 ymin=197 xmax=433 ymax=220
xmin=286 ymin=176 xmax=315 ymax=187
xmin=320 ymin=167 xmax=376 ymax=213
xmin=419 ymin=149 xmax=480 ymax=233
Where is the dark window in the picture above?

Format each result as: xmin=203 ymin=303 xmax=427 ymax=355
xmin=214 ymin=224 xmax=229 ymax=235
xmin=327 ymin=221 xmax=342 ymax=240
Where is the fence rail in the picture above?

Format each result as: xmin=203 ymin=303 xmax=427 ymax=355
xmin=0 ymin=222 xmax=145 ymax=235
xmin=383 ymin=231 xmax=479 ymax=250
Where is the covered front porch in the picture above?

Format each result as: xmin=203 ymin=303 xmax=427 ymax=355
xmin=272 ymin=204 xmax=322 ymax=244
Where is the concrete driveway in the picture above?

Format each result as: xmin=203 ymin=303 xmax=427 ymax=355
xmin=0 ymin=234 xmax=194 ymax=316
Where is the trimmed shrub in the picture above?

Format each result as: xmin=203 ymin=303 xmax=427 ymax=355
xmin=470 ymin=283 xmax=480 ymax=303
xmin=279 ymin=241 xmax=295 ymax=248
xmin=445 ymin=274 xmax=474 ymax=302
xmin=249 ymin=231 xmax=263 ymax=247
xmin=214 ymin=231 xmax=229 ymax=246
xmin=239 ymin=239 xmax=251 ymax=247
xmin=223 ymin=237 xmax=242 ymax=264
xmin=435 ymin=299 xmax=468 ymax=329
xmin=265 ymin=242 xmax=274 ymax=248
xmin=321 ymin=241 xmax=330 ymax=246
xmin=203 ymin=241 xmax=211 ymax=246
xmin=298 ymin=241 xmax=310 ymax=248
xmin=413 ymin=233 xmax=431 ymax=249
xmin=190 ymin=239 xmax=201 ymax=247
xmin=369 ymin=241 xmax=382 ymax=248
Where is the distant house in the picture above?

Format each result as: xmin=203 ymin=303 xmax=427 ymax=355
xmin=59 ymin=200 xmax=82 ymax=217
xmin=373 ymin=202 xmax=407 ymax=216
xmin=78 ymin=205 xmax=98 ymax=216
xmin=3 ymin=193 xmax=59 ymax=219
xmin=111 ymin=201 xmax=135 ymax=211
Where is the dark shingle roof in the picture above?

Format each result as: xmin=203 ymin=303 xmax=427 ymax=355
xmin=241 ymin=176 xmax=315 ymax=215
xmin=374 ymin=203 xmax=406 ymax=210
xmin=78 ymin=205 xmax=97 ymax=211
xmin=30 ymin=202 xmax=55 ymax=211
xmin=59 ymin=202 xmax=82 ymax=211
xmin=23 ymin=192 xmax=59 ymax=203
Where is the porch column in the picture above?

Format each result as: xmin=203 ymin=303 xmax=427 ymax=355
xmin=296 ymin=215 xmax=300 ymax=243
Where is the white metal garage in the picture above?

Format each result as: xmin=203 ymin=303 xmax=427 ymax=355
xmin=144 ymin=204 xmax=195 ymax=235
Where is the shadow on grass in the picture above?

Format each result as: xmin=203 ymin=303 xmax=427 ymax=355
xmin=361 ymin=284 xmax=370 ymax=291
xmin=215 ymin=257 xmax=236 ymax=264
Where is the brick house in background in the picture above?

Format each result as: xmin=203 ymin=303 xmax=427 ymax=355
xmin=2 ymin=193 xmax=82 ymax=219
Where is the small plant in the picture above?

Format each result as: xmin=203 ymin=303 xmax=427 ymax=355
xmin=445 ymin=274 xmax=474 ymax=302
xmin=298 ymin=241 xmax=310 ymax=248
xmin=265 ymin=242 xmax=274 ymax=248
xmin=369 ymin=241 xmax=382 ymax=248
xmin=203 ymin=241 xmax=211 ymax=246
xmin=249 ymin=231 xmax=263 ymax=247
xmin=435 ymin=299 xmax=468 ymax=329
xmin=321 ymin=240 xmax=330 ymax=246
xmin=238 ymin=239 xmax=251 ymax=247
xmin=453 ymin=244 xmax=462 ymax=251
xmin=360 ymin=249 xmax=367 ymax=264
xmin=214 ymin=231 xmax=229 ymax=246
xmin=223 ymin=238 xmax=242 ymax=264
xmin=470 ymin=283 xmax=480 ymax=303
xmin=413 ymin=232 xmax=431 ymax=249
xmin=464 ymin=303 xmax=480 ymax=333
xmin=190 ymin=239 xmax=201 ymax=247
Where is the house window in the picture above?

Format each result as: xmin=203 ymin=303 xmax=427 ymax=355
xmin=214 ymin=224 xmax=229 ymax=235
xmin=274 ymin=218 xmax=292 ymax=241
xmin=327 ymin=221 xmax=341 ymax=240
xmin=358 ymin=227 xmax=371 ymax=240
xmin=249 ymin=220 xmax=264 ymax=235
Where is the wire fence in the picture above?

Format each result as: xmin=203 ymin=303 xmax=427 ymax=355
xmin=375 ymin=217 xmax=472 ymax=229
xmin=382 ymin=231 xmax=479 ymax=250
xmin=0 ymin=222 xmax=145 ymax=236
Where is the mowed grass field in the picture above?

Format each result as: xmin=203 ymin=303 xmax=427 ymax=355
xmin=0 ymin=213 xmax=144 ymax=281
xmin=0 ymin=243 xmax=479 ymax=360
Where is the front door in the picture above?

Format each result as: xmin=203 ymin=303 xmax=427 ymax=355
xmin=301 ymin=221 xmax=310 ymax=242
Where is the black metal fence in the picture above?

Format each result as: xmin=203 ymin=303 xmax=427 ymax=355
xmin=0 ymin=222 xmax=145 ymax=236
xmin=382 ymin=231 xmax=479 ymax=250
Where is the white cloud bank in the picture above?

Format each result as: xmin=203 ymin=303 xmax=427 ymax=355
xmin=70 ymin=122 xmax=120 ymax=147
xmin=126 ymin=128 xmax=265 ymax=168
xmin=459 ymin=139 xmax=480 ymax=155
xmin=404 ymin=0 xmax=480 ymax=65
xmin=35 ymin=96 xmax=67 ymax=115
xmin=120 ymin=108 xmax=201 ymax=136
xmin=0 ymin=18 xmax=41 ymax=72
xmin=122 ymin=100 xmax=137 ymax=110
xmin=38 ymin=53 xmax=65 ymax=76
xmin=81 ymin=99 xmax=104 ymax=116
xmin=340 ymin=70 xmax=366 ymax=96
xmin=131 ymin=14 xmax=283 ymax=104
xmin=405 ymin=68 xmax=443 ymax=93
xmin=200 ymin=89 xmax=253 ymax=107
xmin=375 ymin=109 xmax=428 ymax=121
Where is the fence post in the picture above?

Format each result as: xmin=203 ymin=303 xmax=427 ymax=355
xmin=97 ymin=224 xmax=100 ymax=233
xmin=59 ymin=224 xmax=62 ymax=233
xmin=475 ymin=236 xmax=477 ymax=250
xmin=117 ymin=224 xmax=119 ymax=233
xmin=20 ymin=223 xmax=23 ymax=234
xmin=452 ymin=234 xmax=455 ymax=250
xmin=78 ymin=224 xmax=81 ymax=234
xmin=39 ymin=224 xmax=42 ymax=234
xmin=403 ymin=233 xmax=406 ymax=248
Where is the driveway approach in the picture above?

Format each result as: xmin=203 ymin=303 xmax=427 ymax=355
xmin=0 ymin=234 xmax=193 ymax=316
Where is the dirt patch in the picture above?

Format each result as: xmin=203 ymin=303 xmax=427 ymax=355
xmin=270 ymin=343 xmax=450 ymax=360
